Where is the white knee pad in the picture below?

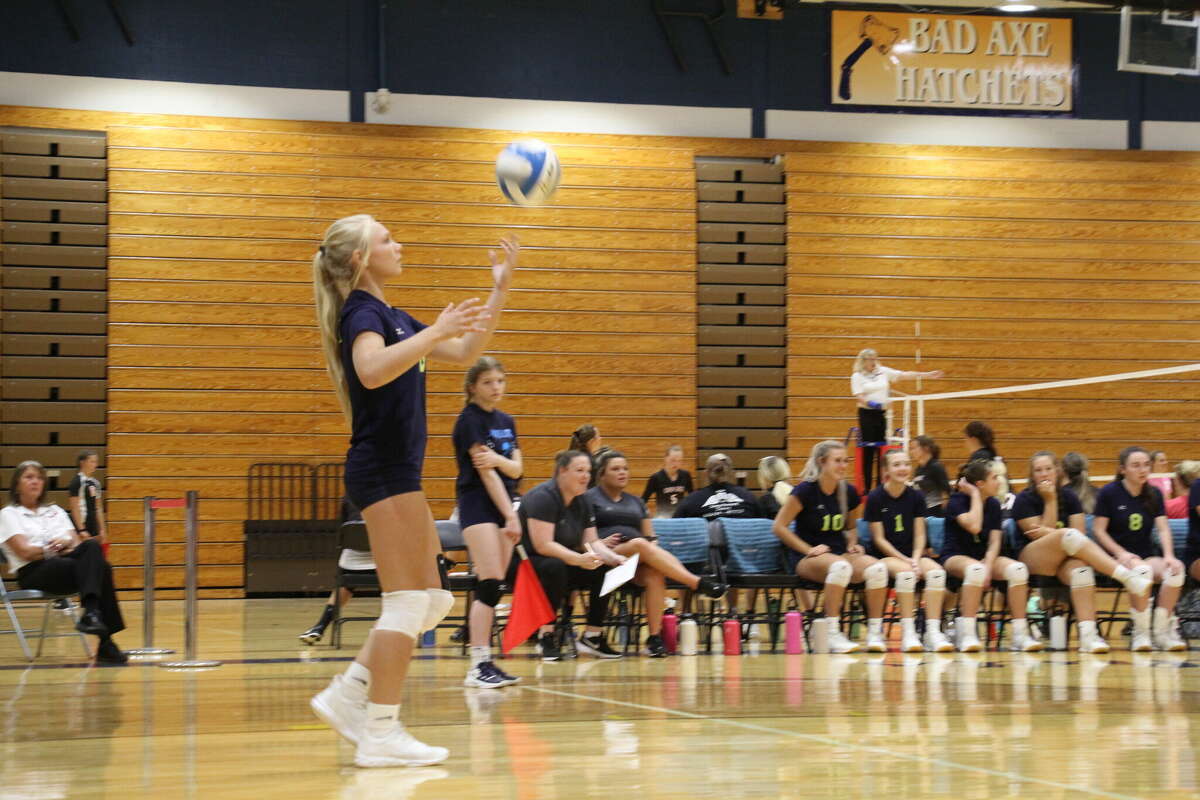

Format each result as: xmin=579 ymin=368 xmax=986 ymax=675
xmin=422 ymin=589 xmax=455 ymax=632
xmin=963 ymin=563 xmax=988 ymax=588
xmin=894 ymin=571 xmax=917 ymax=594
xmin=1060 ymin=528 xmax=1086 ymax=556
xmin=863 ymin=562 xmax=889 ymax=590
xmin=1070 ymin=566 xmax=1095 ymax=589
xmin=1133 ymin=563 xmax=1154 ymax=583
xmin=375 ymin=590 xmax=430 ymax=640
xmin=1164 ymin=569 xmax=1185 ymax=588
xmin=1004 ymin=561 xmax=1029 ymax=588
xmin=924 ymin=569 xmax=946 ymax=591
xmin=825 ymin=560 xmax=852 ymax=587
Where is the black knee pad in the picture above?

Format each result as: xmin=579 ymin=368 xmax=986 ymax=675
xmin=476 ymin=578 xmax=502 ymax=608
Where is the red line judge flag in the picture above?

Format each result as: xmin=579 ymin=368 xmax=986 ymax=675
xmin=502 ymin=545 xmax=556 ymax=654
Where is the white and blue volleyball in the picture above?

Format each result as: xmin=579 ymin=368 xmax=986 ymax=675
xmin=495 ymin=139 xmax=561 ymax=206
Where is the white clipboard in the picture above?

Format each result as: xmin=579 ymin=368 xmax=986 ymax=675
xmin=600 ymin=552 xmax=639 ymax=597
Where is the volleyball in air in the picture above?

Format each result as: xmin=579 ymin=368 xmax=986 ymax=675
xmin=495 ymin=139 xmax=561 ymax=206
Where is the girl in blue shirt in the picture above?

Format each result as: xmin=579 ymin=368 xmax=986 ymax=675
xmin=309 ymin=214 xmax=518 ymax=768
xmin=1093 ymin=446 xmax=1186 ymax=652
xmin=1013 ymin=451 xmax=1152 ymax=653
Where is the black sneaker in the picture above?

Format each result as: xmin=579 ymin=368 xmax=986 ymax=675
xmin=645 ymin=634 xmax=667 ymax=658
xmin=697 ymin=576 xmax=728 ymax=600
xmin=491 ymin=661 xmax=521 ymax=685
xmin=298 ymin=622 xmax=327 ymax=645
xmin=95 ymin=639 xmax=128 ymax=665
xmin=576 ymin=632 xmax=622 ymax=659
xmin=464 ymin=660 xmax=513 ymax=688
xmin=75 ymin=610 xmax=108 ymax=638
xmin=539 ymin=631 xmax=562 ymax=662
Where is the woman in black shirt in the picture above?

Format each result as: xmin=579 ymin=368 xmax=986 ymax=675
xmin=909 ymin=435 xmax=950 ymax=516
xmin=587 ymin=451 xmax=726 ymax=657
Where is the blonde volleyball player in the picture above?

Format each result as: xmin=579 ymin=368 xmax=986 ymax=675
xmin=865 ymin=450 xmax=952 ymax=653
xmin=1092 ymin=446 xmax=1186 ymax=651
xmin=940 ymin=460 xmax=1040 ymax=653
xmin=773 ymin=440 xmax=889 ymax=654
xmin=1013 ymin=451 xmax=1153 ymax=653
xmin=309 ymin=214 xmax=517 ymax=767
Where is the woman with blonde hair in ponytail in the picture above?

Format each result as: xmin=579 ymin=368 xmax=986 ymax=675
xmin=756 ymin=455 xmax=792 ymax=519
xmin=772 ymin=440 xmax=889 ymax=654
xmin=309 ymin=213 xmax=518 ymax=768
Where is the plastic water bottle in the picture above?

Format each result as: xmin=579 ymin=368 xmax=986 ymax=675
xmin=1049 ymin=615 xmax=1068 ymax=651
xmin=662 ymin=609 xmax=678 ymax=654
xmin=809 ymin=617 xmax=829 ymax=654
xmin=785 ymin=609 xmax=805 ymax=654
xmin=678 ymin=616 xmax=698 ymax=655
xmin=723 ymin=618 xmax=742 ymax=655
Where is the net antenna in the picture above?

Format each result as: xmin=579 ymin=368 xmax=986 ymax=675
xmin=1118 ymin=5 xmax=1200 ymax=76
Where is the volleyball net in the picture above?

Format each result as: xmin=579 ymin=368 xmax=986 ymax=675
xmin=888 ymin=363 xmax=1200 ymax=483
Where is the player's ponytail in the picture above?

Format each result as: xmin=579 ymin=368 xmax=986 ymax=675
xmin=313 ymin=214 xmax=375 ymax=424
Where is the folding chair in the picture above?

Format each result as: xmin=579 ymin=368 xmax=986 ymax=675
xmin=716 ymin=518 xmax=803 ymax=652
xmin=0 ymin=553 xmax=90 ymax=661
xmin=435 ymin=520 xmax=478 ymax=654
xmin=329 ymin=520 xmax=379 ymax=649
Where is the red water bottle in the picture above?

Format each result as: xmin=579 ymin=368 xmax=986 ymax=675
xmin=723 ymin=617 xmax=742 ymax=655
xmin=662 ymin=609 xmax=678 ymax=654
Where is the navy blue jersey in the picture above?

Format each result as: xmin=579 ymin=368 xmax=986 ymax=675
xmin=790 ymin=480 xmax=861 ymax=550
xmin=1186 ymin=479 xmax=1200 ymax=564
xmin=1011 ymin=487 xmax=1083 ymax=530
xmin=941 ymin=492 xmax=1002 ymax=561
xmin=1095 ymin=481 xmax=1164 ymax=559
xmin=452 ymin=403 xmax=519 ymax=496
xmin=339 ymin=290 xmax=428 ymax=471
xmin=586 ymin=487 xmax=649 ymax=541
xmin=865 ymin=485 xmax=926 ymax=558
xmin=519 ymin=479 xmax=596 ymax=554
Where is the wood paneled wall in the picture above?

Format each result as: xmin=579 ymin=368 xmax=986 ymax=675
xmin=785 ymin=146 xmax=1200 ymax=479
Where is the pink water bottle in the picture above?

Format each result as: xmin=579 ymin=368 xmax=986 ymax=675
xmin=723 ymin=618 xmax=742 ymax=655
xmin=662 ymin=609 xmax=678 ymax=654
xmin=785 ymin=609 xmax=805 ymax=654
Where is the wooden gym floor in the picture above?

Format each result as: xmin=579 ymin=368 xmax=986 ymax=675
xmin=1 ymin=598 xmax=1197 ymax=799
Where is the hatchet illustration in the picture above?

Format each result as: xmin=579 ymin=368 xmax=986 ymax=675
xmin=838 ymin=15 xmax=900 ymax=101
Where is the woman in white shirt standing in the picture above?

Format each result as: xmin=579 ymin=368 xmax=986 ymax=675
xmin=851 ymin=349 xmax=942 ymax=489
xmin=0 ymin=460 xmax=127 ymax=663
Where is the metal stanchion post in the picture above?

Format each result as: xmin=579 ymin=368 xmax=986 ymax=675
xmin=161 ymin=491 xmax=221 ymax=669
xmin=127 ymin=496 xmax=174 ymax=657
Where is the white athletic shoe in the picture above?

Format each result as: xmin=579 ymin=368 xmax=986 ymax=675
xmin=957 ymin=628 xmax=982 ymax=653
xmin=355 ymin=723 xmax=449 ymax=768
xmin=1131 ymin=630 xmax=1154 ymax=652
xmin=1009 ymin=631 xmax=1044 ymax=653
xmin=310 ymin=674 xmax=366 ymax=745
xmin=1154 ymin=629 xmax=1188 ymax=652
xmin=827 ymin=629 xmax=862 ymax=654
xmin=1078 ymin=629 xmax=1111 ymax=654
xmin=924 ymin=630 xmax=955 ymax=653
xmin=902 ymin=630 xmax=924 ymax=653
xmin=866 ymin=630 xmax=888 ymax=653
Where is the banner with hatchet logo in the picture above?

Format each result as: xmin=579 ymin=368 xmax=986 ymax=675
xmin=831 ymin=10 xmax=1073 ymax=112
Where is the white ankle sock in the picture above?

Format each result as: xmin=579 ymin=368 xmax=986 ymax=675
xmin=470 ymin=645 xmax=491 ymax=667
xmin=366 ymin=702 xmax=399 ymax=737
xmin=1011 ymin=618 xmax=1028 ymax=636
xmin=901 ymin=618 xmax=916 ymax=634
xmin=824 ymin=617 xmax=841 ymax=635
xmin=926 ymin=619 xmax=941 ymax=635
xmin=345 ymin=662 xmax=371 ymax=696
xmin=868 ymin=618 xmax=882 ymax=635
xmin=959 ymin=617 xmax=977 ymax=638
xmin=1078 ymin=620 xmax=1097 ymax=637
xmin=1132 ymin=607 xmax=1151 ymax=633
xmin=1153 ymin=606 xmax=1171 ymax=634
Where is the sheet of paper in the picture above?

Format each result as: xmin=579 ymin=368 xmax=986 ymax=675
xmin=600 ymin=552 xmax=639 ymax=596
